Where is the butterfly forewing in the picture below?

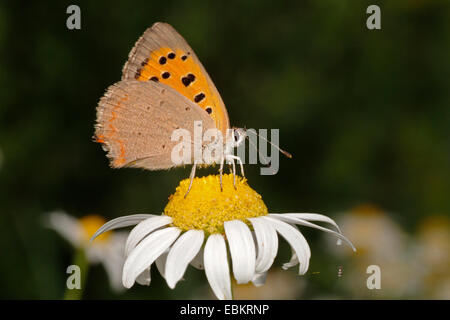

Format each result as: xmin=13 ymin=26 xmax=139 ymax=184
xmin=94 ymin=80 xmax=215 ymax=170
xmin=122 ymin=22 xmax=230 ymax=136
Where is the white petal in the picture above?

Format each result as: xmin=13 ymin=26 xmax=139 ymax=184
xmin=248 ymin=217 xmax=278 ymax=274
xmin=252 ymin=272 xmax=267 ymax=287
xmin=99 ymin=232 xmax=127 ymax=291
xmin=269 ymin=214 xmax=356 ymax=251
xmin=262 ymin=216 xmax=310 ymax=275
xmin=125 ymin=216 xmax=173 ymax=256
xmin=224 ymin=220 xmax=256 ymax=284
xmin=90 ymin=214 xmax=155 ymax=242
xmin=86 ymin=246 xmax=104 ymax=264
xmin=136 ymin=267 xmax=151 ymax=286
xmin=279 ymin=213 xmax=342 ymax=233
xmin=282 ymin=250 xmax=299 ymax=270
xmin=190 ymin=248 xmax=204 ymax=270
xmin=46 ymin=211 xmax=84 ymax=247
xmin=165 ymin=230 xmax=204 ymax=289
xmin=155 ymin=250 xmax=169 ymax=279
xmin=204 ymin=234 xmax=232 ymax=300
xmin=278 ymin=213 xmax=345 ymax=248
xmin=122 ymin=227 xmax=181 ymax=288
xmin=102 ymin=251 xmax=126 ymax=292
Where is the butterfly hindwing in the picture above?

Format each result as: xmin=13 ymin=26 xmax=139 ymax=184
xmin=122 ymin=22 xmax=230 ymax=136
xmin=94 ymin=80 xmax=216 ymax=170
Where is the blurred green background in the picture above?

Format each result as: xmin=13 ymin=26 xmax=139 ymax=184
xmin=0 ymin=0 xmax=449 ymax=299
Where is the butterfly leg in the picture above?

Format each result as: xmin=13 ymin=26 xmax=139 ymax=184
xmin=226 ymin=155 xmax=245 ymax=178
xmin=219 ymin=156 xmax=225 ymax=192
xmin=184 ymin=163 xmax=197 ymax=198
xmin=225 ymin=154 xmax=237 ymax=189
xmin=231 ymin=158 xmax=237 ymax=189
xmin=236 ymin=156 xmax=245 ymax=177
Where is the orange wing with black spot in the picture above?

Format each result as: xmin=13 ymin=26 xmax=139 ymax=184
xmin=122 ymin=22 xmax=230 ymax=136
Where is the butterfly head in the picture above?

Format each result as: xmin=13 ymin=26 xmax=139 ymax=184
xmin=231 ymin=127 xmax=247 ymax=148
xmin=222 ymin=127 xmax=246 ymax=157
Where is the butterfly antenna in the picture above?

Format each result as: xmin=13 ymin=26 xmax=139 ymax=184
xmin=255 ymin=131 xmax=292 ymax=158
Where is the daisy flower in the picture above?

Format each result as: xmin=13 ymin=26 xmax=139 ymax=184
xmin=46 ymin=211 xmax=128 ymax=293
xmin=92 ymin=174 xmax=355 ymax=300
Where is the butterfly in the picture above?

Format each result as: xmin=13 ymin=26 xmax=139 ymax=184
xmin=94 ymin=22 xmax=248 ymax=196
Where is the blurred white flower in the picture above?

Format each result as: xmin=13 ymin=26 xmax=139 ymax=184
xmin=46 ymin=210 xmax=131 ymax=292
xmin=335 ymin=205 xmax=408 ymax=260
xmin=414 ymin=216 xmax=450 ymax=299
xmin=328 ymin=204 xmax=418 ymax=298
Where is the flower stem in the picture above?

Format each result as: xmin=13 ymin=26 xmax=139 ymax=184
xmin=63 ymin=248 xmax=89 ymax=300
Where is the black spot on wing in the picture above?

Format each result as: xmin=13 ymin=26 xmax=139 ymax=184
xmin=194 ymin=93 xmax=205 ymax=103
xmin=135 ymin=69 xmax=142 ymax=79
xmin=159 ymin=56 xmax=167 ymax=65
xmin=181 ymin=73 xmax=196 ymax=87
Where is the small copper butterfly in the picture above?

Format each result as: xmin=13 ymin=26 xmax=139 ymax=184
xmin=94 ymin=22 xmax=248 ymax=195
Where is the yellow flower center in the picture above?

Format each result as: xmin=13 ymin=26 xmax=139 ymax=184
xmin=164 ymin=174 xmax=268 ymax=234
xmin=79 ymin=215 xmax=110 ymax=243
